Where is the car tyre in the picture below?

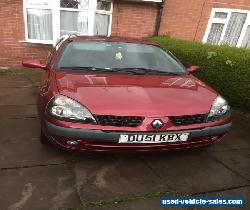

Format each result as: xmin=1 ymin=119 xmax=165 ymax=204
xmin=40 ymin=130 xmax=50 ymax=145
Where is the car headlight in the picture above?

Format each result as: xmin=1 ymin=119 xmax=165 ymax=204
xmin=48 ymin=95 xmax=96 ymax=123
xmin=207 ymin=95 xmax=231 ymax=121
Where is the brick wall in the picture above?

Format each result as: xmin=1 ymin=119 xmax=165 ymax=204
xmin=112 ymin=1 xmax=158 ymax=38
xmin=159 ymin=0 xmax=250 ymax=42
xmin=0 ymin=0 xmax=51 ymax=69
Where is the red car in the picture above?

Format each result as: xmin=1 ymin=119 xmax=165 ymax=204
xmin=22 ymin=36 xmax=232 ymax=152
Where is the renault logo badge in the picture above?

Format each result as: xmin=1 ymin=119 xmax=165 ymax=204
xmin=151 ymin=119 xmax=164 ymax=129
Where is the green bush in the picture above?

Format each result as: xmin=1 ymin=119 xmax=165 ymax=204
xmin=149 ymin=36 xmax=250 ymax=110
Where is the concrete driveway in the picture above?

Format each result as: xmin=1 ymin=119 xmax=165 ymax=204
xmin=0 ymin=70 xmax=249 ymax=210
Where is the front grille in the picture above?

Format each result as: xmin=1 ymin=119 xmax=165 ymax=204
xmin=94 ymin=115 xmax=144 ymax=127
xmin=169 ymin=114 xmax=207 ymax=126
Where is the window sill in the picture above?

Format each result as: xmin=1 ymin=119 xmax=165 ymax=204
xmin=19 ymin=40 xmax=53 ymax=45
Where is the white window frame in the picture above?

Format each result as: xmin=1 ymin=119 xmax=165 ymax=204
xmin=60 ymin=1 xmax=90 ymax=37
xmin=23 ymin=0 xmax=55 ymax=44
xmin=22 ymin=0 xmax=113 ymax=45
xmin=95 ymin=0 xmax=113 ymax=36
xmin=203 ymin=8 xmax=250 ymax=47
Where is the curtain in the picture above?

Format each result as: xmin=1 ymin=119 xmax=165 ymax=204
xmin=60 ymin=11 xmax=88 ymax=36
xmin=214 ymin=12 xmax=228 ymax=19
xmin=221 ymin=12 xmax=247 ymax=46
xmin=241 ymin=25 xmax=250 ymax=48
xmin=207 ymin=23 xmax=224 ymax=45
xmin=27 ymin=9 xmax=53 ymax=40
xmin=97 ymin=0 xmax=111 ymax=11
xmin=94 ymin=13 xmax=109 ymax=36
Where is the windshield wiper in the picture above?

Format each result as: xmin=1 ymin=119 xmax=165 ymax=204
xmin=59 ymin=66 xmax=148 ymax=74
xmin=59 ymin=67 xmax=184 ymax=75
xmin=60 ymin=66 xmax=123 ymax=73
xmin=60 ymin=66 xmax=107 ymax=71
xmin=111 ymin=68 xmax=183 ymax=75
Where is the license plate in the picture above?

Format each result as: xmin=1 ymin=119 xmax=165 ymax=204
xmin=119 ymin=133 xmax=189 ymax=143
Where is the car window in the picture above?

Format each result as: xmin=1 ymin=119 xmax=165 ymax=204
xmin=56 ymin=41 xmax=186 ymax=74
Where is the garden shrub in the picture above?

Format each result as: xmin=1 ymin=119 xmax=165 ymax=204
xmin=149 ymin=36 xmax=250 ymax=110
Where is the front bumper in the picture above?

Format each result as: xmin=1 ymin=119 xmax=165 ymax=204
xmin=45 ymin=121 xmax=232 ymax=152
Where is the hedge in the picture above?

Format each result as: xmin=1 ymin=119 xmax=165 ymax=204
xmin=149 ymin=36 xmax=250 ymax=111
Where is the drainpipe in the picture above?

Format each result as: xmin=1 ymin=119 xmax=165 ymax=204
xmin=154 ymin=0 xmax=165 ymax=36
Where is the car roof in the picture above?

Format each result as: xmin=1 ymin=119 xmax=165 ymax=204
xmin=68 ymin=35 xmax=158 ymax=46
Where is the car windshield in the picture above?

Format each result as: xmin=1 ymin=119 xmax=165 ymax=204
xmin=56 ymin=40 xmax=186 ymax=74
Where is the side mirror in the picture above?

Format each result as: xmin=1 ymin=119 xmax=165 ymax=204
xmin=22 ymin=60 xmax=46 ymax=70
xmin=187 ymin=65 xmax=200 ymax=74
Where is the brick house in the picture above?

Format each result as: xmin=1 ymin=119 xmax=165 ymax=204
xmin=1 ymin=0 xmax=250 ymax=68
xmin=160 ymin=0 xmax=250 ymax=48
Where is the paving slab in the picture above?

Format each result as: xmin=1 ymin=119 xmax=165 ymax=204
xmin=199 ymin=186 xmax=250 ymax=210
xmin=83 ymin=186 xmax=250 ymax=210
xmin=0 ymin=136 xmax=73 ymax=169
xmin=0 ymin=165 xmax=81 ymax=210
xmin=26 ymin=71 xmax=42 ymax=87
xmin=0 ymin=118 xmax=40 ymax=140
xmin=0 ymin=87 xmax=38 ymax=105
xmin=90 ymin=198 xmax=189 ymax=210
xmin=0 ymin=76 xmax=32 ymax=88
xmin=208 ymin=148 xmax=250 ymax=181
xmin=0 ymin=105 xmax=37 ymax=119
xmin=73 ymin=155 xmax=170 ymax=204
xmin=140 ymin=150 xmax=248 ymax=194
xmin=0 ymin=118 xmax=117 ymax=168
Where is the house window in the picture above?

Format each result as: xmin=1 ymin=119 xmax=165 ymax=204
xmin=23 ymin=0 xmax=113 ymax=44
xmin=94 ymin=0 xmax=112 ymax=36
xmin=27 ymin=9 xmax=53 ymax=40
xmin=25 ymin=0 xmax=53 ymax=42
xmin=241 ymin=25 xmax=250 ymax=48
xmin=60 ymin=0 xmax=89 ymax=36
xmin=214 ymin=12 xmax=228 ymax=19
xmin=203 ymin=8 xmax=250 ymax=48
